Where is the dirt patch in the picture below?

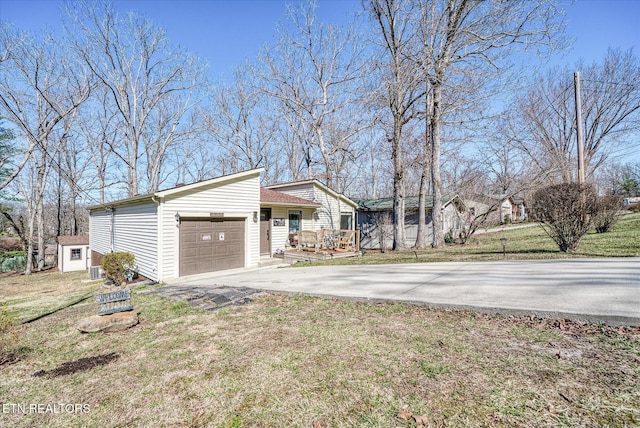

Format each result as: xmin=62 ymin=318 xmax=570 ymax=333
xmin=476 ymin=312 xmax=640 ymax=338
xmin=32 ymin=352 xmax=120 ymax=378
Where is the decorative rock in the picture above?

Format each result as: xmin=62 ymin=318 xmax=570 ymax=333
xmin=77 ymin=311 xmax=139 ymax=333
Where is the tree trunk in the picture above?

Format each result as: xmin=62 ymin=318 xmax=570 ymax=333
xmin=430 ymin=82 xmax=444 ymax=248
xmin=415 ymin=168 xmax=429 ymax=249
xmin=416 ymin=87 xmax=433 ymax=249
xmin=392 ymin=114 xmax=407 ymax=250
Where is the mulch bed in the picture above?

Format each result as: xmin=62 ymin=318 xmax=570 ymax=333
xmin=32 ymin=352 xmax=120 ymax=378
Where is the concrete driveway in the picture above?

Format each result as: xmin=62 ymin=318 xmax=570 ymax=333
xmin=170 ymin=257 xmax=640 ymax=326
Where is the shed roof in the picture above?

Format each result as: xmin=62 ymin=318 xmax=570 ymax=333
xmin=57 ymin=235 xmax=89 ymax=246
xmin=354 ymin=195 xmax=462 ymax=212
xmin=260 ymin=188 xmax=321 ymax=207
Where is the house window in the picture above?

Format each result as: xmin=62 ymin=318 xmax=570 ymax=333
xmin=288 ymin=210 xmax=301 ymax=233
xmin=70 ymin=248 xmax=82 ymax=261
xmin=340 ymin=212 xmax=353 ymax=230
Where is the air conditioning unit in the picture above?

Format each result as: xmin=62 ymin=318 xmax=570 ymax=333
xmin=90 ymin=265 xmax=102 ymax=280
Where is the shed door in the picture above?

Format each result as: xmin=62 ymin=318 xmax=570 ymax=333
xmin=179 ymin=219 xmax=245 ymax=276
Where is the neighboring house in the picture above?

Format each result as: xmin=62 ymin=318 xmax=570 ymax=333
xmin=57 ymin=235 xmax=90 ymax=273
xmin=44 ymin=245 xmax=57 ymax=267
xmin=512 ymin=198 xmax=527 ymax=221
xmin=624 ymin=197 xmax=640 ymax=207
xmin=354 ymin=195 xmax=466 ymax=250
xmin=88 ymin=169 xmax=357 ymax=282
xmin=465 ymin=195 xmax=526 ymax=225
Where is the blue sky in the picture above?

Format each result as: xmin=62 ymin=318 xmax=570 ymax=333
xmin=1 ymin=0 xmax=638 ymax=80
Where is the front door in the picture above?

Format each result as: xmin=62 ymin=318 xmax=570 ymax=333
xmin=260 ymin=208 xmax=271 ymax=255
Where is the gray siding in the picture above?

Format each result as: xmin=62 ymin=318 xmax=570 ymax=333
xmin=358 ymin=204 xmax=461 ymax=249
xmin=90 ymin=209 xmax=113 ymax=256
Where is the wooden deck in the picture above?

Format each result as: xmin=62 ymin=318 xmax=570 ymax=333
xmin=283 ymin=249 xmax=361 ymax=264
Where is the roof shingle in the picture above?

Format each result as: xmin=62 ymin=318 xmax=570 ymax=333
xmin=57 ymin=235 xmax=89 ymax=246
xmin=260 ymin=188 xmax=320 ymax=206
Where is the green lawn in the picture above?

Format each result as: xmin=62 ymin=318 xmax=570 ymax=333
xmin=0 ymin=279 xmax=638 ymax=427
xmin=295 ymin=211 xmax=640 ymax=267
xmin=0 ymin=212 xmax=638 ymax=427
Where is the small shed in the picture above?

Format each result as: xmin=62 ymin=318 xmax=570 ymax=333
xmin=57 ymin=235 xmax=90 ymax=273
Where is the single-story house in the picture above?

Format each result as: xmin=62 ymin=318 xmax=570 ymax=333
xmin=88 ymin=169 xmax=357 ymax=282
xmin=466 ymin=195 xmax=526 ymax=225
xmin=354 ymin=195 xmax=466 ymax=250
xmin=57 ymin=235 xmax=90 ymax=272
xmin=263 ymin=179 xmax=359 ymax=251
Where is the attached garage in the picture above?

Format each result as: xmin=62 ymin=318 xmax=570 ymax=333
xmin=179 ymin=218 xmax=245 ymax=276
xmin=89 ymin=169 xmax=262 ymax=282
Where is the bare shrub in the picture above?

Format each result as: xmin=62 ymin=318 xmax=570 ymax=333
xmin=593 ymin=195 xmax=623 ymax=233
xmin=531 ymin=183 xmax=598 ymax=252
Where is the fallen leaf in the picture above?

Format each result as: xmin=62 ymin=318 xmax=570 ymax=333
xmin=413 ymin=414 xmax=429 ymax=426
xmin=397 ymin=411 xmax=413 ymax=420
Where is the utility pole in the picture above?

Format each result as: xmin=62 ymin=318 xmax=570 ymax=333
xmin=574 ymin=71 xmax=585 ymax=184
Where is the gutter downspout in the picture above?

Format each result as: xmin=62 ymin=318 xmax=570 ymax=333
xmin=151 ymin=195 xmax=162 ymax=282
xmin=108 ymin=207 xmax=115 ymax=253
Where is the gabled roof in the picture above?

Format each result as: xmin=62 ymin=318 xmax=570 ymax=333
xmin=354 ymin=194 xmax=464 ymax=212
xmin=260 ymin=188 xmax=321 ymax=208
xmin=88 ymin=168 xmax=264 ymax=210
xmin=266 ymin=179 xmax=358 ymax=208
xmin=57 ymin=235 xmax=89 ymax=246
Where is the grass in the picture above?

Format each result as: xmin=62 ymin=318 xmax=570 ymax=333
xmin=0 ymin=271 xmax=639 ymax=427
xmin=0 ymin=270 xmax=99 ymax=323
xmin=0 ymin=212 xmax=638 ymax=426
xmin=294 ymin=211 xmax=640 ymax=267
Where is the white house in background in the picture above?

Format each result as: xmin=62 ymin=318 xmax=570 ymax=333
xmin=88 ymin=170 xmax=357 ymax=282
xmin=57 ymin=235 xmax=90 ymax=273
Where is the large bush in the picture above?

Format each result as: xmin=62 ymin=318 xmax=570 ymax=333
xmin=101 ymin=252 xmax=136 ymax=287
xmin=531 ymin=183 xmax=598 ymax=252
xmin=593 ymin=195 xmax=623 ymax=233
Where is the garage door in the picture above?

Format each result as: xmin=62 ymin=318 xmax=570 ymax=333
xmin=179 ymin=219 xmax=245 ymax=276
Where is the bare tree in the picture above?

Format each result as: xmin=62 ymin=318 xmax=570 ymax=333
xmin=258 ymin=0 xmax=371 ymax=189
xmin=368 ymin=0 xmax=424 ymax=251
xmin=0 ymin=25 xmax=36 ymax=192
xmin=0 ymin=26 xmax=90 ymax=273
xmin=510 ymin=49 xmax=640 ymax=183
xmin=70 ymin=2 xmax=207 ymax=195
xmin=77 ymin=86 xmax=120 ymax=204
xmin=206 ymin=65 xmax=278 ymax=177
xmin=410 ymin=0 xmax=564 ymax=248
